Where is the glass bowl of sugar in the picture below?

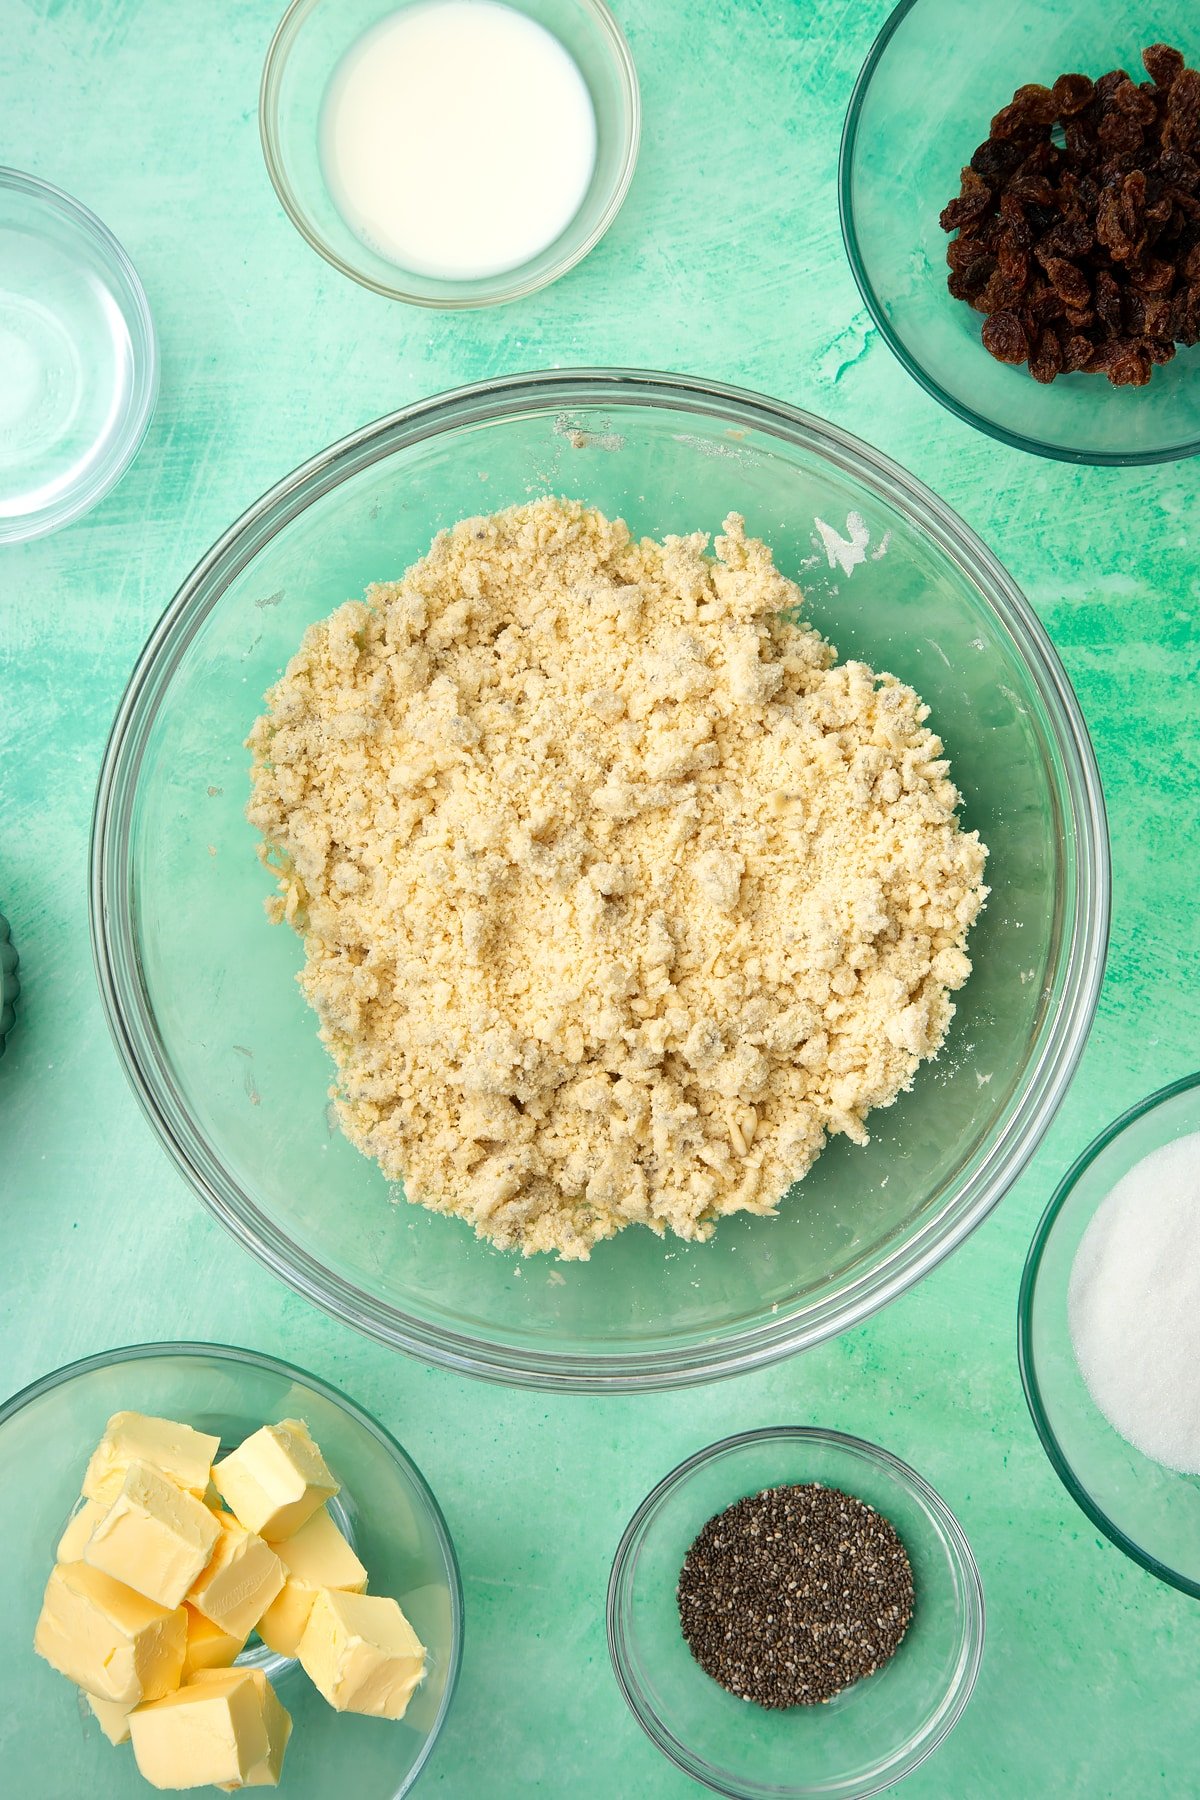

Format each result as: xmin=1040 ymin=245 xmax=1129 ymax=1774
xmin=260 ymin=0 xmax=639 ymax=306
xmin=1019 ymin=1070 xmax=1200 ymax=1595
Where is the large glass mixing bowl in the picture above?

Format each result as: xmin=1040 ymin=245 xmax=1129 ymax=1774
xmin=90 ymin=371 xmax=1108 ymax=1391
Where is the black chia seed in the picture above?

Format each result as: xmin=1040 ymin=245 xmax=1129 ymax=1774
xmin=676 ymin=1483 xmax=915 ymax=1708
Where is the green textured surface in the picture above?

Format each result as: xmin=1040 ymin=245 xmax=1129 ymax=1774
xmin=2 ymin=1 xmax=1199 ymax=1795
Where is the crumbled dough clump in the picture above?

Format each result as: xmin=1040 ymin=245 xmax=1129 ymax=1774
xmin=247 ymin=501 xmax=988 ymax=1260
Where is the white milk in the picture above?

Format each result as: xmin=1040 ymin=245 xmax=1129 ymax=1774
xmin=320 ymin=0 xmax=598 ymax=281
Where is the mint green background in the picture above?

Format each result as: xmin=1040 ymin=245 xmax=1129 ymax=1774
xmin=2 ymin=2 xmax=1199 ymax=1795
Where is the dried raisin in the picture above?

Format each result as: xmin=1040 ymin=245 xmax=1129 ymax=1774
xmin=1052 ymin=72 xmax=1095 ymax=116
xmin=1094 ymin=267 xmax=1122 ymax=327
xmin=981 ymin=310 xmax=1029 ymax=363
xmin=1143 ymin=44 xmax=1184 ymax=90
xmin=1038 ymin=254 xmax=1091 ymax=307
xmin=1063 ymin=333 xmax=1095 ymax=371
xmin=1105 ymin=342 xmax=1153 ymax=385
xmin=1029 ymin=328 xmax=1064 ymax=383
xmin=939 ymin=179 xmax=992 ymax=232
xmin=1166 ymin=68 xmax=1200 ymax=149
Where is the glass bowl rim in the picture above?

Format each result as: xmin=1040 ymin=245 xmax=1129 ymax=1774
xmin=258 ymin=0 xmax=641 ymax=308
xmin=0 ymin=164 xmax=159 ymax=543
xmin=0 ymin=1337 xmax=465 ymax=1795
xmin=1017 ymin=1067 xmax=1200 ymax=1598
xmin=89 ymin=365 xmax=1110 ymax=1393
xmin=837 ymin=0 xmax=1200 ymax=469
xmin=605 ymin=1425 xmax=986 ymax=1800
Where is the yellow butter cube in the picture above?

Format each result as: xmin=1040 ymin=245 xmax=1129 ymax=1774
xmin=276 ymin=1504 xmax=367 ymax=1587
xmin=57 ymin=1498 xmax=107 ymax=1563
xmin=257 ymin=1506 xmax=367 ymax=1657
xmin=298 ymin=1589 xmax=426 ymax=1720
xmin=182 ymin=1603 xmax=247 ymax=1676
xmin=255 ymin=1581 xmax=314 ymax=1660
xmin=83 ymin=1412 xmax=220 ymax=1507
xmin=86 ymin=1690 xmax=136 ymax=1745
xmin=85 ymin=1461 xmax=221 ymax=1609
xmin=192 ymin=1670 xmax=293 ymax=1791
xmin=34 ymin=1562 xmax=186 ymax=1705
xmin=130 ymin=1667 xmax=291 ymax=1792
xmin=214 ymin=1419 xmax=337 ymax=1541
xmin=188 ymin=1513 xmax=285 ymax=1641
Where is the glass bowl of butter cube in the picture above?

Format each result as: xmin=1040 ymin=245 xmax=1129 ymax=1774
xmin=0 ymin=1341 xmax=462 ymax=1795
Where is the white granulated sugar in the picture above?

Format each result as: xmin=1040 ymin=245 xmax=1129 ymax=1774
xmin=1068 ymin=1130 xmax=1200 ymax=1474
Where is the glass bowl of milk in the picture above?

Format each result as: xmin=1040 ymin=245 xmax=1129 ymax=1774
xmin=261 ymin=0 xmax=639 ymax=306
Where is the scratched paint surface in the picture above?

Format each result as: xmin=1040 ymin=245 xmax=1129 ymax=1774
xmin=2 ymin=2 xmax=1199 ymax=1795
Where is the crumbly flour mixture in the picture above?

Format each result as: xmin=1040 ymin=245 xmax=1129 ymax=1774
xmin=247 ymin=501 xmax=988 ymax=1259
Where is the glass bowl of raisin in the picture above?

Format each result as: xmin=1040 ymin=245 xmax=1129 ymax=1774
xmin=840 ymin=1 xmax=1200 ymax=463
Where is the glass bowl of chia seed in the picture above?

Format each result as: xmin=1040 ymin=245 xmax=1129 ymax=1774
xmin=607 ymin=1427 xmax=984 ymax=1799
xmin=1019 ymin=1070 xmax=1200 ymax=1597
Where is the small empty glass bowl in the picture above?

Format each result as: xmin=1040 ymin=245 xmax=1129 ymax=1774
xmin=0 ymin=1342 xmax=462 ymax=1797
xmin=260 ymin=0 xmax=639 ymax=306
xmin=1019 ymin=1071 xmax=1200 ymax=1595
xmin=840 ymin=0 xmax=1200 ymax=464
xmin=607 ymin=1429 xmax=984 ymax=1799
xmin=0 ymin=168 xmax=157 ymax=541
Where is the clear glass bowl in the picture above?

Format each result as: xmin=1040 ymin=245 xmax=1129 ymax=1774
xmin=0 ymin=168 xmax=157 ymax=541
xmin=0 ymin=1341 xmax=462 ymax=1796
xmin=607 ymin=1429 xmax=984 ymax=1799
xmin=260 ymin=0 xmax=639 ymax=307
xmin=839 ymin=0 xmax=1200 ymax=464
xmin=1018 ymin=1071 xmax=1200 ymax=1595
xmin=90 ymin=369 xmax=1109 ymax=1391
